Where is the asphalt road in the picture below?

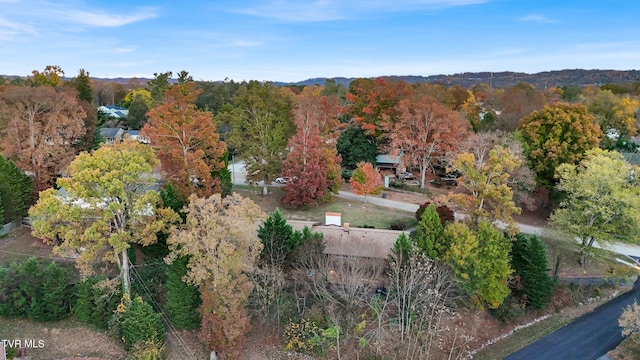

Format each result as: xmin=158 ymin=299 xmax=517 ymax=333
xmin=504 ymin=282 xmax=640 ymax=360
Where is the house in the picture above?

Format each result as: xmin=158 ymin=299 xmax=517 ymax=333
xmin=98 ymin=105 xmax=129 ymax=119
xmin=98 ymin=128 xmax=150 ymax=145
xmin=124 ymin=130 xmax=150 ymax=144
xmin=99 ymin=127 xmax=125 ymax=145
xmin=286 ymin=219 xmax=406 ymax=260
xmin=375 ymin=152 xmax=403 ymax=170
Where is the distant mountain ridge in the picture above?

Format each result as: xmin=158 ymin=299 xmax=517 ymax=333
xmin=284 ymin=69 xmax=640 ymax=89
xmin=4 ymin=69 xmax=640 ymax=89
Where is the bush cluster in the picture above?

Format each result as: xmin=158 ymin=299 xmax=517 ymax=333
xmin=0 ymin=257 xmax=73 ymax=321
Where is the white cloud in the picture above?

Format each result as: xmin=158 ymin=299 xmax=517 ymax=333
xmin=232 ymin=0 xmax=488 ymax=22
xmin=517 ymin=14 xmax=557 ymax=23
xmin=53 ymin=8 xmax=158 ymax=27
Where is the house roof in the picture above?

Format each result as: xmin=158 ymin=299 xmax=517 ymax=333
xmin=310 ymin=225 xmax=406 ymax=259
xmin=286 ymin=220 xmax=320 ymax=232
xmin=376 ymin=153 xmax=402 ymax=164
xmin=99 ymin=127 xmax=123 ymax=138
xmin=622 ymin=152 xmax=640 ymax=165
xmin=126 ymin=130 xmax=140 ymax=136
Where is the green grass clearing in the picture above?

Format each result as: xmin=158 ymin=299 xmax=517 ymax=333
xmin=233 ymin=186 xmax=418 ymax=230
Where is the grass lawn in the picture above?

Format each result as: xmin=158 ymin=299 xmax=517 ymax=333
xmin=233 ymin=185 xmax=418 ymax=230
xmin=0 ymin=317 xmax=126 ymax=359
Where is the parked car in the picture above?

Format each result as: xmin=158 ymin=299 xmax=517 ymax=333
xmin=398 ymin=172 xmax=416 ymax=180
xmin=275 ymin=177 xmax=287 ymax=184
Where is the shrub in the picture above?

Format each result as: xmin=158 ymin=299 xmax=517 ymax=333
xmin=284 ymin=318 xmax=321 ymax=353
xmin=415 ymin=201 xmax=455 ymax=224
xmin=74 ymin=277 xmax=122 ymax=330
xmin=490 ymin=295 xmax=526 ymax=322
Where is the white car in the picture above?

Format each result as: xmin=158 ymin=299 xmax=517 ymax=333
xmin=275 ymin=177 xmax=287 ymax=184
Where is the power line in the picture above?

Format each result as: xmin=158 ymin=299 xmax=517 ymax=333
xmin=130 ymin=265 xmax=198 ymax=360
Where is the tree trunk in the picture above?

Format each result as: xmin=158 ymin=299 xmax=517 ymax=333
xmin=122 ymin=249 xmax=131 ymax=296
xmin=262 ymin=183 xmax=268 ymax=196
xmin=210 ymin=350 xmax=218 ymax=360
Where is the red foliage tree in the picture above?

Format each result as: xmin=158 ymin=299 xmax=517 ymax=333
xmin=142 ymin=82 xmax=227 ymax=199
xmin=349 ymin=162 xmax=383 ymax=204
xmin=389 ymin=94 xmax=470 ymax=188
xmin=282 ymin=87 xmax=343 ymax=208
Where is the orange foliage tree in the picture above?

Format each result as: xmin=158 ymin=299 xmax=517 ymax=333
xmin=0 ymin=85 xmax=86 ymax=193
xmin=349 ymin=162 xmax=383 ymax=204
xmin=142 ymin=82 xmax=227 ymax=199
xmin=389 ymin=94 xmax=470 ymax=188
xmin=347 ymin=77 xmax=412 ymax=143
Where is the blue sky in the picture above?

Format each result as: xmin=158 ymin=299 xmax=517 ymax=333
xmin=1 ymin=0 xmax=639 ymax=83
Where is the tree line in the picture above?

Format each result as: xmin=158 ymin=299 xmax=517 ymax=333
xmin=0 ymin=66 xmax=639 ymax=358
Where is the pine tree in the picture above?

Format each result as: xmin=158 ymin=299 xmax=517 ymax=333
xmin=31 ymin=262 xmax=71 ymax=321
xmin=74 ymin=277 xmax=97 ymax=323
xmin=257 ymin=209 xmax=296 ymax=268
xmin=164 ymin=256 xmax=201 ymax=329
xmin=414 ymin=204 xmax=444 ymax=258
xmin=512 ymin=234 xmax=554 ymax=309
xmin=0 ymin=154 xmax=33 ymax=222
xmin=117 ymin=294 xmax=165 ymax=351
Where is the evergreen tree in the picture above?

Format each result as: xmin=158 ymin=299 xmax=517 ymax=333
xmin=511 ymin=234 xmax=554 ymax=309
xmin=0 ymin=154 xmax=33 ymax=222
xmin=414 ymin=204 xmax=444 ymax=258
xmin=211 ymin=151 xmax=233 ymax=197
xmin=116 ymin=294 xmax=165 ymax=351
xmin=336 ymin=127 xmax=377 ymax=170
xmin=31 ymin=262 xmax=71 ymax=321
xmin=92 ymin=279 xmax=123 ymax=330
xmin=74 ymin=277 xmax=98 ymax=323
xmin=258 ymin=208 xmax=296 ymax=268
xmin=164 ymin=256 xmax=201 ymax=329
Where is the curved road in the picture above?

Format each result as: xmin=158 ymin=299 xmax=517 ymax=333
xmin=505 ymin=281 xmax=640 ymax=360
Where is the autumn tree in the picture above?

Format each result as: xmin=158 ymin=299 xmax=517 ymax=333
xmin=447 ymin=145 xmax=522 ymax=232
xmin=452 ymin=131 xmax=537 ymax=211
xmin=0 ymin=85 xmax=87 ymax=192
xmin=588 ymin=89 xmax=639 ymax=141
xmin=166 ymin=193 xmax=265 ymax=360
xmin=495 ymin=83 xmax=546 ymax=131
xmin=389 ymin=93 xmax=470 ymax=188
xmin=349 ymin=162 xmax=383 ymax=203
xmin=347 ymin=77 xmax=412 ymax=143
xmin=32 ymin=65 xmax=65 ymax=87
xmin=228 ymin=81 xmax=295 ymax=195
xmin=549 ymin=149 xmax=640 ymax=268
xmin=29 ymin=142 xmax=179 ymax=295
xmin=441 ymin=221 xmax=512 ymax=309
xmin=282 ymin=86 xmax=343 ymax=208
xmin=520 ymin=103 xmax=603 ymax=186
xmin=336 ymin=126 xmax=377 ymax=170
xmin=142 ymin=81 xmax=227 ymax=199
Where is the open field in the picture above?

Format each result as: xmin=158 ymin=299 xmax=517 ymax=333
xmin=233 ymin=185 xmax=418 ymax=230
xmin=0 ymin=317 xmax=126 ymax=360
